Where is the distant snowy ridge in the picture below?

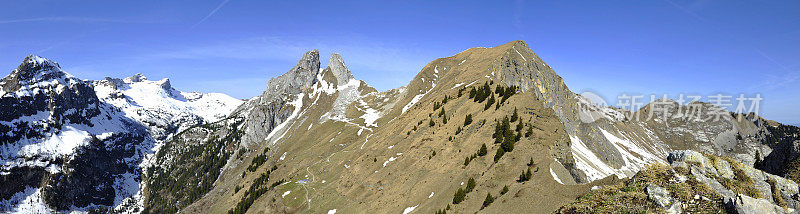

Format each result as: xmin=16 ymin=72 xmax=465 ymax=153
xmin=93 ymin=73 xmax=243 ymax=141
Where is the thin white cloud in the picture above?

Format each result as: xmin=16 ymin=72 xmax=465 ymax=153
xmin=192 ymin=0 xmax=232 ymax=28
xmin=0 ymin=16 xmax=149 ymax=24
xmin=755 ymin=48 xmax=791 ymax=71
xmin=748 ymin=48 xmax=798 ymax=91
xmin=663 ymin=0 xmax=709 ymax=23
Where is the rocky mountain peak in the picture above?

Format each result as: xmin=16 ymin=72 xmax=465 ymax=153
xmin=124 ymin=73 xmax=147 ymax=83
xmin=290 ymin=49 xmax=320 ymax=83
xmin=1 ymin=55 xmax=72 ymax=94
xmin=155 ymin=78 xmax=173 ymax=91
xmin=327 ymin=53 xmax=355 ymax=85
xmin=15 ymin=55 xmax=64 ymax=80
xmin=260 ymin=49 xmax=320 ymax=100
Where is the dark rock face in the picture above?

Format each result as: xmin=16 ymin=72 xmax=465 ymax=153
xmin=41 ymin=133 xmax=146 ymax=210
xmin=758 ymin=124 xmax=800 ymax=178
xmin=0 ymin=56 xmax=102 ymax=145
xmin=0 ymin=56 xmax=153 ymax=212
xmin=0 ymin=166 xmax=44 ymax=203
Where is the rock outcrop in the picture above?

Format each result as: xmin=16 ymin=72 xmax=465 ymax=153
xmin=669 ymin=150 xmax=798 ymax=213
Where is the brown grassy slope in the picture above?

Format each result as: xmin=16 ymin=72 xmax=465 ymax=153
xmin=184 ymin=41 xmax=611 ymax=214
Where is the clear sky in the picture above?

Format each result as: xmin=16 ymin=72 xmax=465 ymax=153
xmin=1 ymin=1 xmax=798 ymax=124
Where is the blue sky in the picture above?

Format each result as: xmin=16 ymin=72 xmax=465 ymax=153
xmin=1 ymin=1 xmax=798 ymax=123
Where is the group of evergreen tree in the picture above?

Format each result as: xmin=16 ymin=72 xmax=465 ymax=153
xmin=478 ymin=143 xmax=488 ymax=156
xmin=495 ymin=85 xmax=518 ymax=104
xmin=492 ymin=116 xmax=517 ymax=162
xmin=435 ymin=205 xmax=451 ymax=214
xmin=464 ymin=114 xmax=473 ymax=126
xmin=468 ymin=82 xmax=493 ymax=103
xmin=482 ymin=185 xmax=510 ymax=210
xmin=228 ymin=164 xmax=281 ymax=214
xmin=453 ymin=178 xmax=477 ymax=204
xmin=491 ymin=109 xmax=535 ymax=162
xmin=246 ymin=147 xmax=270 ymax=172
xmin=439 ymin=108 xmax=448 ymax=124
xmin=517 ymin=168 xmax=533 ymax=182
xmin=465 ymin=143 xmax=489 ymax=167
xmin=144 ymin=122 xmax=244 ymax=213
xmin=484 ymin=93 xmax=496 ymax=110
xmin=464 ymin=152 xmax=478 ymax=166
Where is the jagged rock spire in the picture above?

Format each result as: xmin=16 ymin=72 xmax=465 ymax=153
xmin=261 ymin=50 xmax=321 ymax=100
xmin=328 ymin=53 xmax=355 ymax=85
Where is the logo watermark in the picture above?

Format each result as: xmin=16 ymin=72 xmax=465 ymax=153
xmin=577 ymin=92 xmax=762 ymax=124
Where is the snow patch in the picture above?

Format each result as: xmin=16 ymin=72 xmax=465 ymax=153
xmin=512 ymin=46 xmax=527 ymax=61
xmin=358 ymin=100 xmax=380 ymax=128
xmin=569 ymin=135 xmax=618 ymax=181
xmin=402 ymin=205 xmax=418 ymax=214
xmin=569 ymin=128 xmax=666 ymax=183
xmin=550 ymin=159 xmax=565 ymax=185
xmin=402 ymin=93 xmax=425 ymax=114
xmin=382 ymin=156 xmax=398 ymax=167
xmin=0 ymin=187 xmax=54 ymax=213
xmin=18 ymin=125 xmax=91 ymax=158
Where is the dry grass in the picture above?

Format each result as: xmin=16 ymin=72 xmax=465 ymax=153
xmin=556 ymin=182 xmax=660 ymax=214
xmin=557 ymin=164 xmax=726 ymax=214
xmin=715 ymin=156 xmax=763 ymax=199
xmin=767 ymin=178 xmax=788 ymax=208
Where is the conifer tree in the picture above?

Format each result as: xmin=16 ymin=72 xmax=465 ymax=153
xmin=467 ymin=178 xmax=476 ymax=192
xmin=494 ymin=148 xmax=505 ymax=162
xmin=482 ymin=193 xmax=494 ymax=208
xmin=478 ymin=143 xmax=488 ymax=156
xmin=511 ymin=108 xmax=519 ymax=122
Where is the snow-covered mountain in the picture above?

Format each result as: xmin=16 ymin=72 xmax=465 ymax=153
xmin=0 ymin=55 xmax=244 ymax=213
xmin=93 ymin=73 xmax=242 ymax=141
xmin=0 ymin=55 xmax=154 ymax=213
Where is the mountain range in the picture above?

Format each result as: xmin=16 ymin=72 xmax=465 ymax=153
xmin=1 ymin=41 xmax=799 ymax=213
